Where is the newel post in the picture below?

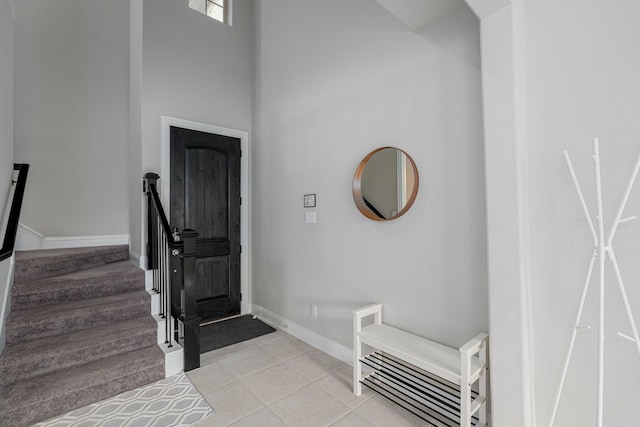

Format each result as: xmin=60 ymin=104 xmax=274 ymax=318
xmin=179 ymin=229 xmax=201 ymax=371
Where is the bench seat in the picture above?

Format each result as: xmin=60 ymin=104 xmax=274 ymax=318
xmin=359 ymin=323 xmax=485 ymax=386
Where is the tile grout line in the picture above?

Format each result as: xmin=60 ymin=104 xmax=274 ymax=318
xmin=196 ymin=329 xmax=408 ymax=427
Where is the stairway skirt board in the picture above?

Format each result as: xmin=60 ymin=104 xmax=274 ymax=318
xmin=0 ymin=245 xmax=166 ymax=427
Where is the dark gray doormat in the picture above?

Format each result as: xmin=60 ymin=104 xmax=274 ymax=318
xmin=200 ymin=315 xmax=276 ymax=353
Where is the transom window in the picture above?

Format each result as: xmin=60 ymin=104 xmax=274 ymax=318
xmin=189 ymin=0 xmax=231 ymax=25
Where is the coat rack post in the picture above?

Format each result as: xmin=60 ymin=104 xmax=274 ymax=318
xmin=592 ymin=138 xmax=605 ymax=427
xmin=551 ymin=139 xmax=640 ymax=427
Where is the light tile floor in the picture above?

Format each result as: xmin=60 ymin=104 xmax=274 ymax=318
xmin=188 ymin=329 xmax=434 ymax=427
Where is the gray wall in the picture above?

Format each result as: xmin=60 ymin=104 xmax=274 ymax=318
xmin=523 ymin=1 xmax=640 ymax=425
xmin=0 ymin=0 xmax=14 ymax=231
xmin=0 ymin=0 xmax=15 ymax=355
xmin=253 ymin=0 xmax=487 ymax=349
xmin=129 ymin=0 xmax=143 ymax=260
xmin=134 ymin=0 xmax=254 ymax=257
xmin=13 ymin=0 xmax=130 ymax=237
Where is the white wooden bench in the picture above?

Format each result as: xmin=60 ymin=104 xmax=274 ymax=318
xmin=353 ymin=303 xmax=489 ymax=427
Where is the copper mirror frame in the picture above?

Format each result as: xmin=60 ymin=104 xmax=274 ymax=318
xmin=352 ymin=147 xmax=419 ymax=221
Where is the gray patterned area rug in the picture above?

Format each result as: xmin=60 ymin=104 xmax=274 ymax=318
xmin=35 ymin=373 xmax=214 ymax=427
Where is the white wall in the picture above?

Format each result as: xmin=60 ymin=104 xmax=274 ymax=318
xmin=0 ymin=0 xmax=14 ymax=234
xmin=13 ymin=0 xmax=130 ymax=238
xmin=253 ymin=0 xmax=487 ymax=351
xmin=135 ymin=0 xmax=254 ymax=258
xmin=0 ymin=0 xmax=16 ymax=355
xmin=523 ymin=1 xmax=640 ymax=425
xmin=130 ymin=0 xmax=143 ymax=261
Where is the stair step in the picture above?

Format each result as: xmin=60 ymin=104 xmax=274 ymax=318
xmin=11 ymin=260 xmax=144 ymax=309
xmin=14 ymin=245 xmax=130 ymax=283
xmin=0 ymin=316 xmax=158 ymax=387
xmin=6 ymin=290 xmax=150 ymax=344
xmin=0 ymin=345 xmax=165 ymax=427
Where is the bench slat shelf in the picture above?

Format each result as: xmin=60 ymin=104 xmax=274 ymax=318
xmin=362 ymin=375 xmax=462 ymax=427
xmin=354 ymin=303 xmax=489 ymax=427
xmin=361 ymin=352 xmax=482 ymax=426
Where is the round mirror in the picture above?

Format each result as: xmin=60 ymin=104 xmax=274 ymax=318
xmin=353 ymin=147 xmax=419 ymax=221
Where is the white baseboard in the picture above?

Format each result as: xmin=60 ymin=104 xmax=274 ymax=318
xmin=129 ymin=251 xmax=142 ymax=267
xmin=43 ymin=234 xmax=130 ymax=249
xmin=15 ymin=224 xmax=130 ymax=251
xmin=251 ymin=304 xmax=353 ymax=366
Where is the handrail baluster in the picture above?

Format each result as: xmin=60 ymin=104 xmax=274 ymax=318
xmin=143 ymin=172 xmax=199 ymax=371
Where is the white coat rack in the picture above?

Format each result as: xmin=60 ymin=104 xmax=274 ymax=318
xmin=550 ymin=139 xmax=640 ymax=427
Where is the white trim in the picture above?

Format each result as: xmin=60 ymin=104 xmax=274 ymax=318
xmin=0 ymin=255 xmax=15 ymax=355
xmin=8 ymin=0 xmax=16 ymax=21
xmin=160 ymin=116 xmax=251 ymax=315
xmin=251 ymin=304 xmax=353 ymax=366
xmin=512 ymin=1 xmax=536 ymax=424
xmin=148 ymin=288 xmax=160 ymax=315
xmin=16 ymin=224 xmax=130 ymax=251
xmin=129 ymin=251 xmax=142 ymax=267
xmin=164 ymin=344 xmax=184 ymax=377
xmin=15 ymin=223 xmax=44 ymax=251
xmin=139 ymin=255 xmax=149 ymax=271
xmin=153 ymin=313 xmax=184 ymax=377
xmin=144 ymin=268 xmax=153 ymax=291
xmin=42 ymin=234 xmax=130 ymax=250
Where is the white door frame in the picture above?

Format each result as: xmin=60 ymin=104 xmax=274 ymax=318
xmin=160 ymin=115 xmax=251 ymax=315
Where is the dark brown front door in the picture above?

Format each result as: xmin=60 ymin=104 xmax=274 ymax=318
xmin=170 ymin=126 xmax=241 ymax=322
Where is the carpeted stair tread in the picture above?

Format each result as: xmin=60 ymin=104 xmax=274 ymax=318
xmin=6 ymin=290 xmax=150 ymax=343
xmin=0 ymin=345 xmax=165 ymax=427
xmin=0 ymin=316 xmax=157 ymax=387
xmin=14 ymin=245 xmax=129 ymax=283
xmin=11 ymin=260 xmax=144 ymax=309
xmin=3 ymin=244 xmax=166 ymax=426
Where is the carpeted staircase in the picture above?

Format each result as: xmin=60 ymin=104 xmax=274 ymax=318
xmin=0 ymin=245 xmax=165 ymax=427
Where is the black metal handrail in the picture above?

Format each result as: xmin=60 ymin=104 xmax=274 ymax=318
xmin=0 ymin=164 xmax=30 ymax=262
xmin=144 ymin=172 xmax=201 ymax=372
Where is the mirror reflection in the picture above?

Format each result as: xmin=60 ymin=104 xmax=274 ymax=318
xmin=353 ymin=147 xmax=419 ymax=221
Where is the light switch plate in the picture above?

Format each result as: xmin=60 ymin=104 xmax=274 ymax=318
xmin=305 ymin=211 xmax=317 ymax=224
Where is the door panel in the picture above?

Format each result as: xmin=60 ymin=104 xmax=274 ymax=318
xmin=186 ymin=148 xmax=229 ymax=237
xmin=196 ymin=257 xmax=229 ymax=300
xmin=170 ymin=126 xmax=241 ymax=322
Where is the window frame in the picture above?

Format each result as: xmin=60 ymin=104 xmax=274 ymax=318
xmin=189 ymin=0 xmax=232 ymax=26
